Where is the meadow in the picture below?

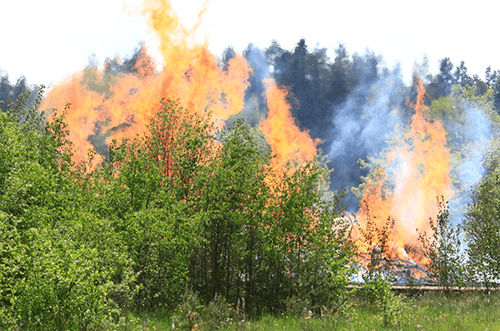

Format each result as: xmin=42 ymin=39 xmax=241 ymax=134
xmin=120 ymin=290 xmax=500 ymax=331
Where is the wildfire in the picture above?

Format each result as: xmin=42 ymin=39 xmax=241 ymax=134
xmin=355 ymin=77 xmax=453 ymax=266
xmin=259 ymin=78 xmax=321 ymax=178
xmin=41 ymin=0 xmax=250 ymax=168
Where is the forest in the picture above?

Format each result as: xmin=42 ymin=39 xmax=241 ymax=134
xmin=2 ymin=7 xmax=500 ymax=329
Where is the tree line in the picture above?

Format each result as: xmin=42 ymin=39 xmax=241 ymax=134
xmin=3 ymin=40 xmax=500 ymax=209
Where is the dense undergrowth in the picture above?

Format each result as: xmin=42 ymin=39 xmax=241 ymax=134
xmin=116 ymin=290 xmax=500 ymax=331
xmin=0 ymin=90 xmax=355 ymax=330
xmin=1 ymin=88 xmax=500 ymax=330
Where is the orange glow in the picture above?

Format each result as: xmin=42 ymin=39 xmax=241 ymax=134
xmin=40 ymin=0 xmax=250 ymax=168
xmin=356 ymin=77 xmax=453 ymax=265
xmin=259 ymin=78 xmax=321 ymax=178
xmin=258 ymin=78 xmax=323 ymax=249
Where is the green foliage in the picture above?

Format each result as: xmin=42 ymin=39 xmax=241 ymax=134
xmin=426 ymin=84 xmax=500 ymax=220
xmin=1 ymin=90 xmax=356 ymax=327
xmin=171 ymin=288 xmax=204 ymax=330
xmin=353 ymin=203 xmax=423 ymax=329
xmin=0 ymin=223 xmax=136 ymax=330
xmin=129 ymin=291 xmax=500 ymax=331
xmin=362 ymin=274 xmax=421 ymax=328
xmin=124 ymin=206 xmax=196 ymax=309
xmin=170 ymin=288 xmax=248 ymax=330
xmin=463 ymin=166 xmax=500 ymax=289
xmin=446 ymin=83 xmax=500 ymax=289
xmin=418 ymin=196 xmax=465 ymax=292
xmin=246 ymin=125 xmax=271 ymax=155
xmin=189 ymin=118 xmax=270 ymax=306
xmin=260 ymin=164 xmax=356 ymax=313
xmin=0 ymin=89 xmax=137 ymax=330
xmin=74 ymin=97 xmax=355 ymax=315
xmin=452 ymin=84 xmax=498 ymax=127
xmin=203 ymin=295 xmax=236 ymax=330
xmin=89 ymin=99 xmax=213 ymax=310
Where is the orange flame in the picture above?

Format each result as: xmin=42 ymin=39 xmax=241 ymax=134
xmin=259 ymin=78 xmax=320 ymax=177
xmin=41 ymin=0 xmax=251 ymax=168
xmin=356 ymin=77 xmax=453 ymax=263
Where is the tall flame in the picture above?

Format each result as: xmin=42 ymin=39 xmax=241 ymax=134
xmin=41 ymin=0 xmax=251 ymax=167
xmin=259 ymin=78 xmax=320 ymax=177
xmin=356 ymin=77 xmax=453 ymax=259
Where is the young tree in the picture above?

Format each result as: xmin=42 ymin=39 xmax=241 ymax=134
xmin=418 ymin=197 xmax=464 ymax=292
xmin=189 ymin=118 xmax=271 ymax=306
xmin=463 ymin=166 xmax=500 ymax=289
xmin=91 ymin=99 xmax=215 ymax=309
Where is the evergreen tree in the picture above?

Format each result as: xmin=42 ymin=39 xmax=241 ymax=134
xmin=492 ymin=77 xmax=500 ymax=114
xmin=220 ymin=46 xmax=236 ymax=71
xmin=472 ymin=74 xmax=489 ymax=97
xmin=328 ymin=43 xmax=352 ymax=106
xmin=0 ymin=73 xmax=39 ymax=112
xmin=454 ymin=61 xmax=472 ymax=88
xmin=437 ymin=57 xmax=457 ymax=97
xmin=485 ymin=66 xmax=498 ymax=88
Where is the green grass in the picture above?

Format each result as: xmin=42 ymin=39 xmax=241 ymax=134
xmin=409 ymin=291 xmax=500 ymax=331
xmin=123 ymin=291 xmax=500 ymax=331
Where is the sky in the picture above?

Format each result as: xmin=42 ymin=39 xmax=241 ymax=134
xmin=0 ymin=0 xmax=497 ymax=88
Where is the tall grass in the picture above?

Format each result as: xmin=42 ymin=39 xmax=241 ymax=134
xmin=122 ymin=290 xmax=500 ymax=331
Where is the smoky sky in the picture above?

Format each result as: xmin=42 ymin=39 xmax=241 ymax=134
xmin=237 ymin=38 xmax=500 ymax=213
xmin=238 ymin=39 xmax=415 ymax=211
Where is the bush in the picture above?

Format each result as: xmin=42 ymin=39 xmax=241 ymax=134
xmin=418 ymin=196 xmax=465 ymax=292
xmin=463 ymin=166 xmax=500 ymax=289
xmin=0 ymin=218 xmax=137 ymax=330
xmin=170 ymin=288 xmax=248 ymax=330
xmin=0 ymin=90 xmax=137 ymax=329
xmin=363 ymin=274 xmax=422 ymax=328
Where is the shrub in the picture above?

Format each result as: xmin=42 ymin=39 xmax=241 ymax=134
xmin=0 ymin=90 xmax=137 ymax=329
xmin=463 ymin=165 xmax=500 ymax=289
xmin=363 ymin=274 xmax=422 ymax=328
xmin=418 ymin=196 xmax=465 ymax=292
xmin=0 ymin=218 xmax=137 ymax=330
